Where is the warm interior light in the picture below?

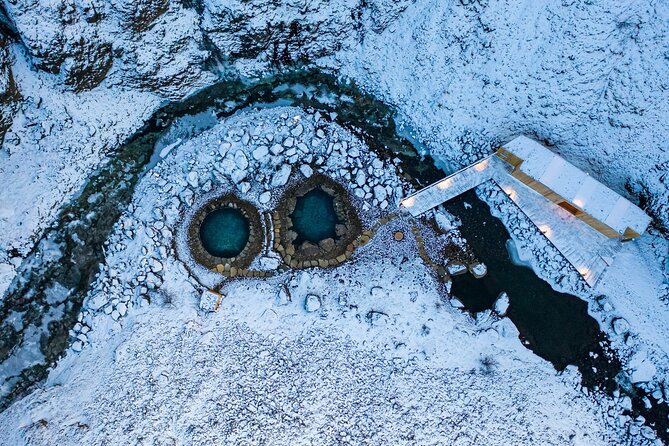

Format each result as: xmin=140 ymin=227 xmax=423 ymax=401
xmin=437 ymin=179 xmax=452 ymax=190
xmin=573 ymin=198 xmax=584 ymax=208
xmin=474 ymin=160 xmax=489 ymax=171
xmin=504 ymin=187 xmax=516 ymax=199
xmin=402 ymin=197 xmax=415 ymax=207
xmin=539 ymin=224 xmax=551 ymax=235
xmin=577 ymin=266 xmax=590 ymax=276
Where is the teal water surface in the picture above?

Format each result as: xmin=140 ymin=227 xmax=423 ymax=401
xmin=199 ymin=208 xmax=250 ymax=257
xmin=291 ymin=188 xmax=339 ymax=244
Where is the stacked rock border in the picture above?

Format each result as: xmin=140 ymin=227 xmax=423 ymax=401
xmin=188 ymin=194 xmax=263 ymax=272
xmin=273 ymin=174 xmax=366 ymax=268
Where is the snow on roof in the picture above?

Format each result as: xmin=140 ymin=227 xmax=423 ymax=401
xmin=502 ymin=136 xmax=652 ymax=236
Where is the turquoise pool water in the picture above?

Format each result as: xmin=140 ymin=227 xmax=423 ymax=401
xmin=199 ymin=208 xmax=250 ymax=257
xmin=291 ymin=188 xmax=339 ymax=244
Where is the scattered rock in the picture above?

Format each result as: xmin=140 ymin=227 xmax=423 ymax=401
xmin=305 ymin=294 xmax=321 ymax=312
xmin=252 ymin=145 xmax=269 ymax=160
xmin=283 ymin=137 xmax=294 ymax=148
xmin=469 ymin=262 xmax=487 ymax=278
xmin=299 ymin=164 xmax=313 ymax=178
xmin=187 ymin=171 xmax=199 ymax=188
xmin=259 ymin=192 xmax=271 ymax=204
xmin=150 ymin=259 xmax=163 ymax=273
xmin=612 ymin=317 xmax=630 ymax=335
xmin=276 ymin=285 xmax=291 ymax=306
xmin=355 ymin=171 xmax=366 ymax=187
xmin=259 ymin=256 xmax=280 ymax=270
xmin=373 ymin=184 xmax=387 ymax=202
xmin=271 ymin=164 xmax=291 ymax=187
xmin=494 ymin=292 xmax=509 ymax=316
xmin=234 ymin=151 xmax=249 ymax=170
xmin=291 ymin=124 xmax=304 ymax=136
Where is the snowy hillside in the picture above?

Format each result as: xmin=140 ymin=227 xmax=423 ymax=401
xmin=0 ymin=0 xmax=668 ymax=444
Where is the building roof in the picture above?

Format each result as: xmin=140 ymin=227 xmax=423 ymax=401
xmin=502 ymin=136 xmax=652 ymax=237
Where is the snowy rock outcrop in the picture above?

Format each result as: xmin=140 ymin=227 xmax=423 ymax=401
xmin=627 ymin=160 xmax=669 ymax=234
xmin=0 ymin=36 xmax=19 ymax=138
xmin=2 ymin=0 xmax=412 ymax=96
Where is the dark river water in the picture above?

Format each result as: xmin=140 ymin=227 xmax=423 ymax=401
xmin=0 ymin=69 xmax=666 ymax=442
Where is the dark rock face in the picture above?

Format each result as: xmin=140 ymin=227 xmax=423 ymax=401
xmin=4 ymin=0 xmax=113 ymax=90
xmin=62 ymin=34 xmax=113 ymax=92
xmin=0 ymin=36 xmax=20 ymax=139
xmin=116 ymin=0 xmax=170 ymax=32
xmin=2 ymin=0 xmax=413 ymax=97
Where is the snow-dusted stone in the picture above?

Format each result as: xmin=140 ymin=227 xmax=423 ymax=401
xmin=150 ymin=259 xmax=163 ymax=273
xmin=470 ymin=262 xmax=487 ymax=278
xmin=494 ymin=292 xmax=510 ymax=316
xmin=316 ymin=129 xmax=326 ymax=138
xmin=200 ymin=290 xmax=222 ymax=312
xmin=271 ymin=164 xmax=291 ymax=187
xmin=449 ymin=297 xmax=465 ymax=309
xmin=187 ymin=171 xmax=199 ymax=188
xmin=88 ymin=293 xmax=108 ymax=311
xmin=239 ymin=182 xmax=251 ymax=194
xmin=72 ymin=341 xmax=84 ymax=352
xmin=111 ymin=310 xmax=121 ymax=321
xmin=434 ymin=211 xmax=454 ymax=233
xmin=219 ymin=141 xmax=231 ymax=157
xmin=276 ymin=286 xmax=291 ymax=306
xmin=355 ymin=170 xmax=366 ymax=187
xmin=259 ymin=256 xmax=280 ymax=270
xmin=447 ymin=263 xmax=467 ymax=275
xmin=305 ymin=294 xmax=321 ymax=312
xmin=373 ymin=185 xmax=387 ymax=202
xmin=270 ymin=143 xmax=283 ymax=155
xmin=349 ymin=147 xmax=360 ymax=157
xmin=231 ymin=169 xmax=247 ymax=184
xmin=300 ymin=164 xmax=313 ymax=178
xmin=291 ymin=124 xmax=304 ymax=136
xmin=612 ymin=317 xmax=630 ymax=335
xmin=283 ymin=136 xmax=294 ymax=148
xmin=259 ymin=192 xmax=271 ymax=204
xmin=252 ymin=145 xmax=269 ymax=160
xmin=218 ymin=158 xmax=236 ymax=175
xmin=372 ymin=158 xmax=383 ymax=169
xmin=630 ymin=355 xmax=656 ymax=383
xmin=234 ymin=151 xmax=249 ymax=170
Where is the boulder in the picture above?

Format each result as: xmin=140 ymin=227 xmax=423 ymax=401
xmin=304 ymin=294 xmax=321 ymax=312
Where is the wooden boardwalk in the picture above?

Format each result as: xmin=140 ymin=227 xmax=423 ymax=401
xmin=401 ymin=154 xmax=623 ymax=287
xmin=401 ymin=157 xmax=497 ymax=216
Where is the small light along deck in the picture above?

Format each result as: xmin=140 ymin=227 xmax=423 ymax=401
xmin=399 ymin=139 xmax=651 ymax=288
xmin=401 ymin=156 xmax=497 ymax=216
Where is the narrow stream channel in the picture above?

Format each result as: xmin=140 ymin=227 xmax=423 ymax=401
xmin=0 ymin=70 xmax=666 ymax=442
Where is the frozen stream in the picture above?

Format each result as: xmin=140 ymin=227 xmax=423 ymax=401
xmin=0 ymin=70 xmax=666 ymax=441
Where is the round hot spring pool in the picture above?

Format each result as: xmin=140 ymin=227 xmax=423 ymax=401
xmin=199 ymin=207 xmax=250 ymax=258
xmin=290 ymin=188 xmax=339 ymax=244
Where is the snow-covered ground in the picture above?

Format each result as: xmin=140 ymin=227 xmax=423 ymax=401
xmin=0 ymin=107 xmax=640 ymax=444
xmin=0 ymin=0 xmax=668 ymax=444
xmin=329 ymin=0 xmax=669 ymax=431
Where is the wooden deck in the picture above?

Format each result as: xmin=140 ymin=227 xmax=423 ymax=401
xmin=401 ymin=157 xmax=497 ymax=216
xmin=401 ymin=154 xmax=625 ymax=287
